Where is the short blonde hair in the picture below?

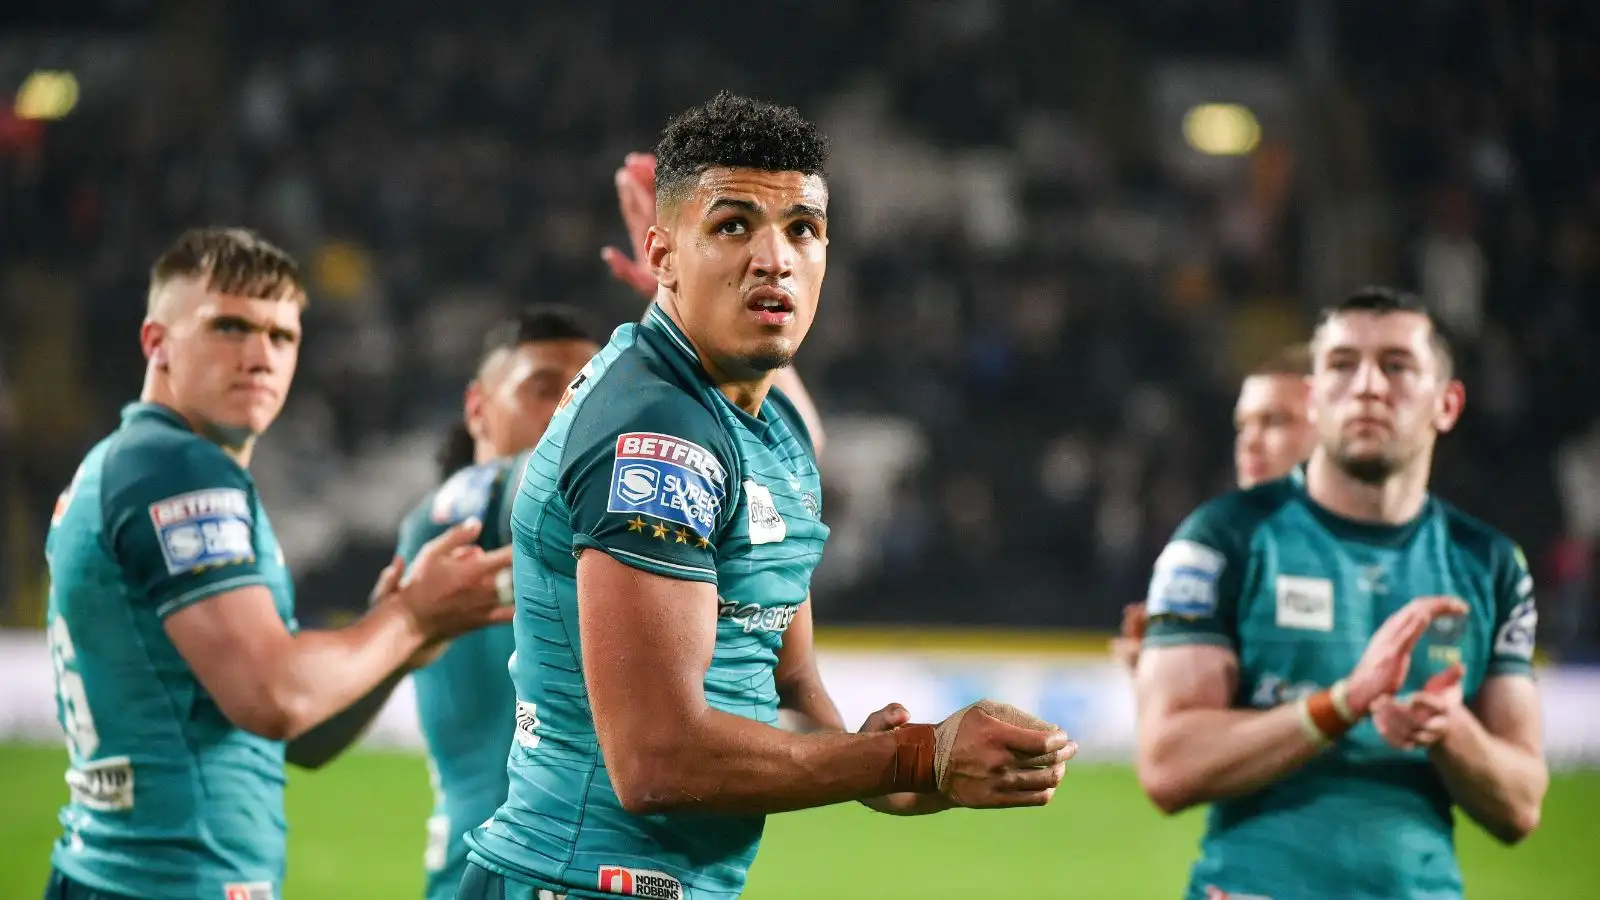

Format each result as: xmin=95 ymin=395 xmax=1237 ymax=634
xmin=147 ymin=227 xmax=307 ymax=314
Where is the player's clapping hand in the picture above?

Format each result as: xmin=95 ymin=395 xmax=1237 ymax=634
xmin=935 ymin=701 xmax=1077 ymax=810
xmin=1344 ymin=596 xmax=1470 ymax=716
xmin=378 ymin=517 xmax=515 ymax=653
xmin=600 ymin=152 xmax=660 ymax=299
xmin=1371 ymin=662 xmax=1467 ymax=751
xmin=857 ymin=704 xmax=956 ymax=816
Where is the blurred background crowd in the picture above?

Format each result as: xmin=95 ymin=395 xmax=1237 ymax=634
xmin=2 ymin=0 xmax=1598 ymax=658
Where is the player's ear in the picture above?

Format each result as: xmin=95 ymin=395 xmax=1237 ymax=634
xmin=139 ymin=319 xmax=168 ymax=369
xmin=1434 ymin=379 xmax=1465 ymax=434
xmin=646 ymin=224 xmax=677 ymax=292
xmin=463 ymin=380 xmax=488 ymax=441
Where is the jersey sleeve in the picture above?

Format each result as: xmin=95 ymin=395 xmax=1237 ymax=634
xmin=560 ymin=393 xmax=735 ymax=585
xmin=1142 ymin=501 xmax=1249 ymax=651
xmin=1487 ymin=541 xmax=1538 ymax=678
xmin=101 ymin=434 xmax=268 ymax=618
xmin=397 ymin=461 xmax=508 ymax=563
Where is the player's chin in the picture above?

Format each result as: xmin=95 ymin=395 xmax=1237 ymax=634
xmin=733 ymin=338 xmax=797 ymax=374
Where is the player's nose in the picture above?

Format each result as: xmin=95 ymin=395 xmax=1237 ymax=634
xmin=747 ymin=225 xmax=795 ymax=280
xmin=238 ymin=330 xmax=276 ymax=372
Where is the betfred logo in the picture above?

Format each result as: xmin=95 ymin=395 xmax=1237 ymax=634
xmin=597 ymin=866 xmax=683 ymax=899
xmin=222 ymin=882 xmax=273 ymax=900
xmin=616 ymin=432 xmax=725 ymax=483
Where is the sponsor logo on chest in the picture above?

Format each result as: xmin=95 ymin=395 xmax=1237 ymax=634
xmin=743 ymin=479 xmax=787 ymax=545
xmin=1275 ymin=575 xmax=1335 ymax=632
xmin=222 ymin=883 xmax=274 ymax=900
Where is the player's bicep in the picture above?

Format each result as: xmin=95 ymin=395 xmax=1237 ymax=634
xmin=1135 ymin=644 xmax=1239 ymax=720
xmin=163 ymin=585 xmax=297 ymax=739
xmin=1472 ymin=675 xmax=1543 ymax=757
xmin=578 ymin=549 xmax=717 ymax=760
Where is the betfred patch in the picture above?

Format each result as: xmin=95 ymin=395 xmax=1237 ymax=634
xmin=222 ymin=883 xmax=274 ymax=900
xmin=597 ymin=866 xmax=683 ymax=899
xmin=1147 ymin=540 xmax=1225 ymax=618
xmin=431 ymin=461 xmax=500 ymax=524
xmin=606 ymin=432 xmax=726 ymax=539
xmin=148 ymin=489 xmax=255 ymax=575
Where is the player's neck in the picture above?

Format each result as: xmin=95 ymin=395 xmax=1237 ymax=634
xmin=1304 ymin=451 xmax=1430 ymax=525
xmin=140 ymin=373 xmax=257 ymax=467
xmin=656 ymin=297 xmax=773 ymax=416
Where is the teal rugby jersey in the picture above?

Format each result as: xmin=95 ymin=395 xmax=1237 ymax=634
xmin=1145 ymin=469 xmax=1538 ymax=900
xmin=465 ymin=305 xmax=829 ymax=900
xmin=396 ymin=452 xmax=526 ymax=900
xmin=44 ymin=402 xmax=296 ymax=900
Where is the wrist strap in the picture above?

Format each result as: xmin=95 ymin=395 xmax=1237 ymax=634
xmin=886 ymin=724 xmax=937 ymax=793
xmin=1303 ymin=679 xmax=1359 ymax=745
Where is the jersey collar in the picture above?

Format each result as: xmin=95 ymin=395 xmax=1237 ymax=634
xmin=641 ymin=304 xmax=701 ymax=366
xmin=1292 ymin=464 xmax=1432 ymax=548
xmin=122 ymin=401 xmax=191 ymax=430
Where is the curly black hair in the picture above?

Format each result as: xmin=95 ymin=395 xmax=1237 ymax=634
xmin=654 ymin=91 xmax=830 ymax=207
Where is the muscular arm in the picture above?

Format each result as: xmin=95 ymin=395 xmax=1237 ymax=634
xmin=581 ymin=551 xmax=901 ymax=815
xmin=166 ymin=588 xmax=425 ymax=743
xmin=1429 ymin=675 xmax=1547 ymax=844
xmin=772 ymin=600 xmax=845 ymax=733
xmin=1135 ymin=644 xmax=1327 ymax=814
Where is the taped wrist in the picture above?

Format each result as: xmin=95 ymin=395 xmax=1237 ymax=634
xmin=885 ymin=724 xmax=937 ymax=794
xmin=1300 ymin=679 xmax=1360 ymax=745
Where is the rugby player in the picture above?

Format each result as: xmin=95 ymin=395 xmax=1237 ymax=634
xmin=1135 ymin=288 xmax=1546 ymax=899
xmin=459 ymin=92 xmax=1074 ymax=900
xmin=398 ymin=305 xmax=602 ymax=900
xmin=1111 ymin=344 xmax=1316 ymax=672
xmin=42 ymin=228 xmax=514 ymax=900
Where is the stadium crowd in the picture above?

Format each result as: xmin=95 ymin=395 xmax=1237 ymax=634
xmin=1 ymin=0 xmax=1597 ymax=657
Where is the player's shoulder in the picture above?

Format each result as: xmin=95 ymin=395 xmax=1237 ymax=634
xmin=1177 ymin=476 xmax=1299 ymax=549
xmin=100 ymin=404 xmax=251 ymax=506
xmin=568 ymin=354 xmax=732 ymax=469
xmin=764 ymin=384 xmax=816 ymax=459
xmin=1431 ymin=496 xmax=1525 ymax=575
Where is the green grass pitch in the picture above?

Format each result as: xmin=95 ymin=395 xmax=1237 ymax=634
xmin=2 ymin=744 xmax=1596 ymax=898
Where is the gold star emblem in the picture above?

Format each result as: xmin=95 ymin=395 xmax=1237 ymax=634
xmin=675 ymin=527 xmax=691 ymax=544
xmin=626 ymin=517 xmax=647 ymax=533
xmin=696 ymin=535 xmax=711 ymax=549
xmin=651 ymin=522 xmax=670 ymax=540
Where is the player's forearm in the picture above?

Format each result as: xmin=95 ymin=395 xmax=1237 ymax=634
xmin=776 ymin=671 xmax=846 ymax=734
xmin=1429 ymin=711 xmax=1547 ymax=844
xmin=271 ymin=604 xmax=425 ymax=740
xmin=611 ymin=708 xmax=914 ymax=816
xmin=1137 ymin=703 xmax=1325 ymax=813
xmin=285 ymin=670 xmax=407 ymax=769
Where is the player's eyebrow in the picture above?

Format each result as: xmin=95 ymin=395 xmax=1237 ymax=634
xmin=210 ymin=313 xmax=299 ymax=343
xmin=705 ymin=198 xmax=828 ymax=223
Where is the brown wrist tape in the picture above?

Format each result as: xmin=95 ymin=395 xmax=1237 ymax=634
xmin=1306 ymin=689 xmax=1356 ymax=742
xmin=886 ymin=724 xmax=938 ymax=794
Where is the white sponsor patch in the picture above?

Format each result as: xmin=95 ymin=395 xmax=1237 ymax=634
xmin=1494 ymin=598 xmax=1538 ymax=661
xmin=222 ymin=882 xmax=274 ymax=900
xmin=1275 ymin=576 xmax=1335 ymax=632
xmin=66 ymin=755 xmax=133 ymax=811
xmin=744 ymin=480 xmax=787 ymax=545
xmin=597 ymin=866 xmax=683 ymax=899
xmin=513 ymin=700 xmax=541 ymax=750
xmin=148 ymin=489 xmax=255 ymax=575
xmin=1147 ymin=540 xmax=1226 ymax=618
